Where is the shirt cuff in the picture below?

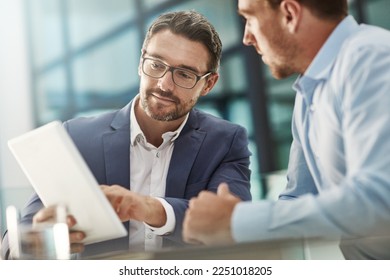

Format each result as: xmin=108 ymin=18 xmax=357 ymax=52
xmin=231 ymin=200 xmax=271 ymax=242
xmin=144 ymin=197 xmax=175 ymax=235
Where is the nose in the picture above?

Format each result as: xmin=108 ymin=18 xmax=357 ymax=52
xmin=157 ymin=70 xmax=175 ymax=91
xmin=242 ymin=26 xmax=254 ymax=46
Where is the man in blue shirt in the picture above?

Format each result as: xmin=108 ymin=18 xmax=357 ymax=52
xmin=183 ymin=0 xmax=390 ymax=259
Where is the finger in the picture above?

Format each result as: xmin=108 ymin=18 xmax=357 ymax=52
xmin=184 ymin=236 xmax=204 ymax=245
xmin=69 ymin=231 xmax=86 ymax=244
xmin=66 ymin=215 xmax=77 ymax=228
xmin=70 ymin=243 xmax=85 ymax=254
xmin=33 ymin=205 xmax=57 ymax=224
xmin=183 ymin=223 xmax=200 ymax=245
xmin=104 ymin=192 xmax=123 ymax=209
xmin=188 ymin=197 xmax=198 ymax=208
xmin=217 ymin=182 xmax=230 ymax=196
xmin=116 ymin=206 xmax=130 ymax=222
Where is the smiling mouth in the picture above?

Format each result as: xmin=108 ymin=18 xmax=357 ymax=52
xmin=152 ymin=93 xmax=176 ymax=104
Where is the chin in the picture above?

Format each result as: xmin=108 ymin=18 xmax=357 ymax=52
xmin=269 ymin=65 xmax=295 ymax=80
xmin=148 ymin=109 xmax=178 ymax=122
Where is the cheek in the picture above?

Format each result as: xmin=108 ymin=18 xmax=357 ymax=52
xmin=139 ymin=76 xmax=146 ymax=90
xmin=140 ymin=75 xmax=155 ymax=89
xmin=257 ymin=29 xmax=276 ymax=52
xmin=190 ymin=90 xmax=204 ymax=104
xmin=254 ymin=26 xmax=267 ymax=45
xmin=176 ymin=91 xmax=198 ymax=106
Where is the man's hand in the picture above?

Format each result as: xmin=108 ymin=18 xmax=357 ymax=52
xmin=183 ymin=183 xmax=241 ymax=245
xmin=33 ymin=205 xmax=86 ymax=254
xmin=101 ymin=185 xmax=167 ymax=227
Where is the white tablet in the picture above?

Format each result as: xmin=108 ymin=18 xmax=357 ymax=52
xmin=8 ymin=121 xmax=127 ymax=244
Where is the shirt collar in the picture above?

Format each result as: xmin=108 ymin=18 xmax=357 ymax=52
xmin=293 ymin=16 xmax=360 ymax=103
xmin=130 ymin=94 xmax=189 ymax=146
xmin=304 ymin=15 xmax=359 ymax=81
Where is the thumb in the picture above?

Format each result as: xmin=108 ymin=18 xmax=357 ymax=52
xmin=217 ymin=183 xmax=230 ymax=197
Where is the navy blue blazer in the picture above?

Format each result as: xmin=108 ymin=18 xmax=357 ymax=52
xmin=2 ymin=101 xmax=251 ymax=258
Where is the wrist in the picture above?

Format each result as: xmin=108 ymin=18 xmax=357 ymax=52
xmin=144 ymin=197 xmax=167 ymax=227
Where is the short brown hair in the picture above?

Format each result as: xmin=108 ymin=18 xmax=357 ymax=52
xmin=142 ymin=11 xmax=222 ymax=73
xmin=266 ymin=0 xmax=348 ymax=20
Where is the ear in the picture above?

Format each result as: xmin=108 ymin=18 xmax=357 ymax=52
xmin=280 ymin=0 xmax=302 ymax=33
xmin=200 ymin=73 xmax=219 ymax=96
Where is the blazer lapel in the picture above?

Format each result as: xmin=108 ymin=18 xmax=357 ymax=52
xmin=102 ymin=103 xmax=131 ymax=190
xmin=165 ymin=110 xmax=206 ymax=198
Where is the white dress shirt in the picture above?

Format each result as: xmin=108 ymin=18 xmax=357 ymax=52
xmin=129 ymin=95 xmax=188 ymax=251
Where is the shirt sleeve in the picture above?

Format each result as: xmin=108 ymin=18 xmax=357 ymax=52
xmin=232 ymin=34 xmax=390 ymax=243
xmin=144 ymin=197 xmax=175 ymax=235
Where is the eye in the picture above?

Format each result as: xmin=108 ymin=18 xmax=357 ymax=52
xmin=150 ymin=60 xmax=165 ymax=71
xmin=175 ymin=69 xmax=195 ymax=80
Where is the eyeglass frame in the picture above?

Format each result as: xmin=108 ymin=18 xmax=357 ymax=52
xmin=141 ymin=57 xmax=213 ymax=89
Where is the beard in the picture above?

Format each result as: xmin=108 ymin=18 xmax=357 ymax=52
xmin=140 ymin=87 xmax=197 ymax=122
xmin=263 ymin=27 xmax=300 ymax=79
xmin=268 ymin=61 xmax=297 ymax=80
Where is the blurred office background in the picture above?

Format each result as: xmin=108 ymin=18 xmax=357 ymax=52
xmin=1 ymin=0 xmax=389 ymax=239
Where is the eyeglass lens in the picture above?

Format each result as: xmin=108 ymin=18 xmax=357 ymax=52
xmin=143 ymin=58 xmax=198 ymax=89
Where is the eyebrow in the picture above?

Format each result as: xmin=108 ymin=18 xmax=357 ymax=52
xmin=145 ymin=53 xmax=200 ymax=74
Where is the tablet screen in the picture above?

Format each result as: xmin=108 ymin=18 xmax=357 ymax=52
xmin=8 ymin=121 xmax=127 ymax=244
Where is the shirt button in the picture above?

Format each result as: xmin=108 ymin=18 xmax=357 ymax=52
xmin=147 ymin=233 xmax=153 ymax=239
xmin=136 ymin=135 xmax=141 ymax=142
xmin=156 ymin=152 xmax=160 ymax=158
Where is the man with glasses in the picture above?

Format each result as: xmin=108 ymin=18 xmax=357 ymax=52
xmin=1 ymin=10 xmax=251 ymax=259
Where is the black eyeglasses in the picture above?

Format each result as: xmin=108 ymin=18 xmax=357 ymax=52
xmin=142 ymin=57 xmax=212 ymax=89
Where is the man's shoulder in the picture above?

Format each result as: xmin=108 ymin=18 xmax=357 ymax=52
xmin=331 ymin=24 xmax=390 ymax=84
xmin=64 ymin=104 xmax=131 ymax=137
xmin=66 ymin=110 xmax=118 ymax=127
xmin=66 ymin=103 xmax=131 ymax=129
xmin=63 ymin=113 xmax=115 ymax=138
xmin=342 ymin=24 xmax=390 ymax=54
xmin=191 ymin=108 xmax=245 ymax=133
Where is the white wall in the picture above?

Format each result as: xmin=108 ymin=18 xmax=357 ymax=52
xmin=0 ymin=0 xmax=34 ymax=189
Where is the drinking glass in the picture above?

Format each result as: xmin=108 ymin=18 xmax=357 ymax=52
xmin=6 ymin=205 xmax=70 ymax=260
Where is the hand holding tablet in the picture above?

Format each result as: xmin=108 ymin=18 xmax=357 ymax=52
xmin=8 ymin=121 xmax=127 ymax=245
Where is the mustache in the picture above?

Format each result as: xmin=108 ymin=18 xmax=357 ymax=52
xmin=146 ymin=88 xmax=180 ymax=104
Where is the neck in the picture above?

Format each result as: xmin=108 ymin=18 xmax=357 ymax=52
xmin=297 ymin=12 xmax=345 ymax=73
xmin=134 ymin=100 xmax=185 ymax=147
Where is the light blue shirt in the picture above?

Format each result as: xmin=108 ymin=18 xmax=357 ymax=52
xmin=233 ymin=16 xmax=390 ymax=242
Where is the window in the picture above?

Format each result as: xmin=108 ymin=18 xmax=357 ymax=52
xmin=25 ymin=0 xmax=389 ymax=199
